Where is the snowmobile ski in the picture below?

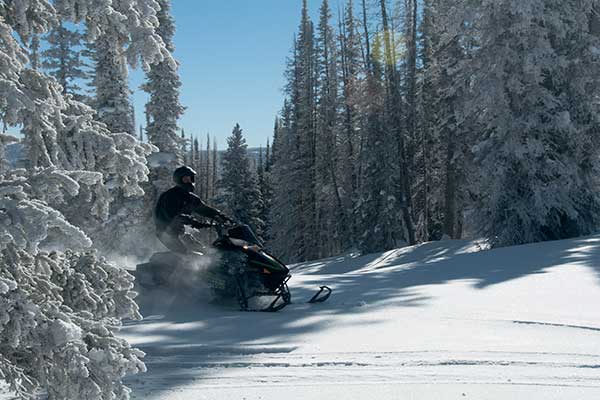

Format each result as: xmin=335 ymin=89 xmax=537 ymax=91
xmin=308 ymin=286 xmax=332 ymax=304
xmin=236 ymin=274 xmax=292 ymax=312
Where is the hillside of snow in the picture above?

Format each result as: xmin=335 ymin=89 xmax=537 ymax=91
xmin=118 ymin=236 xmax=600 ymax=399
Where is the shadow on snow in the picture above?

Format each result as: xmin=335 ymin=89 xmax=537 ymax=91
xmin=123 ymin=234 xmax=600 ymax=398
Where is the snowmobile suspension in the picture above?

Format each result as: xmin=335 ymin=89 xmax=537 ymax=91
xmin=236 ymin=275 xmax=292 ymax=312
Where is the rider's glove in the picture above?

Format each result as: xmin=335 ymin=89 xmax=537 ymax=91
xmin=174 ymin=214 xmax=195 ymax=227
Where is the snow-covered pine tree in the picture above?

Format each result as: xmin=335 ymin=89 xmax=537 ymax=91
xmin=129 ymin=0 xmax=185 ymax=257
xmin=180 ymin=128 xmax=190 ymax=165
xmin=262 ymin=139 xmax=274 ymax=242
xmin=29 ymin=35 xmax=41 ymax=70
xmin=403 ymin=0 xmax=423 ymax=240
xmin=187 ymin=135 xmax=194 ymax=172
xmin=360 ymin=0 xmax=372 ymax=70
xmin=205 ymin=133 xmax=211 ymax=201
xmin=0 ymin=0 xmax=172 ymax=396
xmin=379 ymin=0 xmax=415 ymax=246
xmin=266 ymin=137 xmax=272 ymax=172
xmin=42 ymin=22 xmax=90 ymax=102
xmin=0 ymin=165 xmax=145 ymax=399
xmin=211 ymin=136 xmax=218 ymax=200
xmin=270 ymin=100 xmax=302 ymax=260
xmin=287 ymin=0 xmax=319 ymax=261
xmin=466 ymin=0 xmax=600 ymax=246
xmin=90 ymin=27 xmax=135 ymax=136
xmin=357 ymin=34 xmax=404 ymax=254
xmin=193 ymin=136 xmax=203 ymax=197
xmin=315 ymin=0 xmax=343 ymax=257
xmin=257 ymin=145 xmax=273 ymax=243
xmin=270 ymin=34 xmax=311 ymax=262
xmin=415 ymin=0 xmax=441 ymax=240
xmin=217 ymin=124 xmax=264 ymax=238
xmin=417 ymin=0 xmax=473 ymax=240
xmin=18 ymin=64 xmax=155 ymax=235
xmin=337 ymin=0 xmax=364 ymax=248
xmin=269 ymin=117 xmax=281 ymax=170
xmin=143 ymin=0 xmax=185 ymax=173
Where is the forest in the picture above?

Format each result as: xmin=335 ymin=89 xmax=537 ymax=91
xmin=1 ymin=0 xmax=600 ymax=399
xmin=265 ymin=0 xmax=600 ymax=262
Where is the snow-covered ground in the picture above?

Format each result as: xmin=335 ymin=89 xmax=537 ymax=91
xmin=2 ymin=236 xmax=596 ymax=399
xmin=118 ymin=235 xmax=600 ymax=399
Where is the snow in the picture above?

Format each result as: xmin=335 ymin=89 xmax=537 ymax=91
xmin=0 ymin=278 xmax=16 ymax=295
xmin=50 ymin=320 xmax=83 ymax=347
xmin=112 ymin=235 xmax=600 ymax=399
xmin=148 ymin=152 xmax=178 ymax=168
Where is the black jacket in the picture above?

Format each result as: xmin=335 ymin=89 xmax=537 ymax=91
xmin=155 ymin=185 xmax=222 ymax=234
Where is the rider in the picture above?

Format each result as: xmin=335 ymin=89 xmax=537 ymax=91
xmin=155 ymin=166 xmax=231 ymax=253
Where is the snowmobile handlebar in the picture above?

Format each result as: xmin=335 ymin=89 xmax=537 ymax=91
xmin=211 ymin=219 xmax=238 ymax=236
xmin=188 ymin=219 xmax=218 ymax=230
xmin=216 ymin=214 xmax=237 ymax=225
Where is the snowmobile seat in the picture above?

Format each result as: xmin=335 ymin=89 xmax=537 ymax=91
xmin=148 ymin=251 xmax=187 ymax=268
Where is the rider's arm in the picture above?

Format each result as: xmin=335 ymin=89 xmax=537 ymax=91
xmin=186 ymin=192 xmax=229 ymax=222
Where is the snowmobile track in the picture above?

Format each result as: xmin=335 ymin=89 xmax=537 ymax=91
xmin=132 ymin=349 xmax=600 ymax=391
xmin=511 ymin=320 xmax=600 ymax=332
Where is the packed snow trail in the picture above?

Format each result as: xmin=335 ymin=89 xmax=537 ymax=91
xmin=121 ymin=236 xmax=600 ymax=399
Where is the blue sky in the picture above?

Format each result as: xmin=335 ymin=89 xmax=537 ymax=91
xmin=130 ymin=0 xmax=328 ymax=149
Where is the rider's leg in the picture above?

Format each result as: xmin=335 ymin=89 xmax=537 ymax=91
xmin=179 ymin=233 xmax=206 ymax=254
xmin=157 ymin=230 xmax=188 ymax=254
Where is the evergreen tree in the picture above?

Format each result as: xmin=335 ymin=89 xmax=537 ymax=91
xmin=0 ymin=0 xmax=172 ymax=396
xmin=418 ymin=0 xmax=473 ymax=240
xmin=315 ymin=0 xmax=343 ymax=257
xmin=189 ymin=134 xmax=196 ymax=167
xmin=270 ymin=28 xmax=312 ymax=262
xmin=269 ymin=0 xmax=600 ymax=258
xmin=29 ymin=35 xmax=40 ymax=70
xmin=265 ymin=138 xmax=272 ymax=172
xmin=257 ymin=145 xmax=273 ymax=242
xmin=338 ymin=0 xmax=363 ymax=247
xmin=90 ymin=28 xmax=135 ymax=135
xmin=294 ymin=0 xmax=318 ymax=260
xmin=270 ymin=117 xmax=281 ymax=167
xmin=88 ymin=23 xmax=158 ymax=256
xmin=180 ymin=128 xmax=189 ymax=164
xmin=217 ymin=124 xmax=264 ymax=238
xmin=379 ymin=0 xmax=415 ymax=246
xmin=357 ymin=35 xmax=403 ymax=253
xmin=142 ymin=0 xmax=185 ymax=165
xmin=404 ymin=0 xmax=421 ymax=239
xmin=270 ymin=100 xmax=301 ymax=260
xmin=212 ymin=137 xmax=218 ymax=200
xmin=205 ymin=133 xmax=211 ymax=200
xmin=193 ymin=136 xmax=202 ymax=196
xmin=467 ymin=0 xmax=600 ymax=247
xmin=42 ymin=23 xmax=89 ymax=102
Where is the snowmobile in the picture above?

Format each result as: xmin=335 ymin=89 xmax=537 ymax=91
xmin=134 ymin=222 xmax=331 ymax=312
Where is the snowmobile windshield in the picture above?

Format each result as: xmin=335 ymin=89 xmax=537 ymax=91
xmin=228 ymin=224 xmax=262 ymax=246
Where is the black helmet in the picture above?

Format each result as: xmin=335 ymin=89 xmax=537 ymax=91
xmin=173 ymin=166 xmax=196 ymax=191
